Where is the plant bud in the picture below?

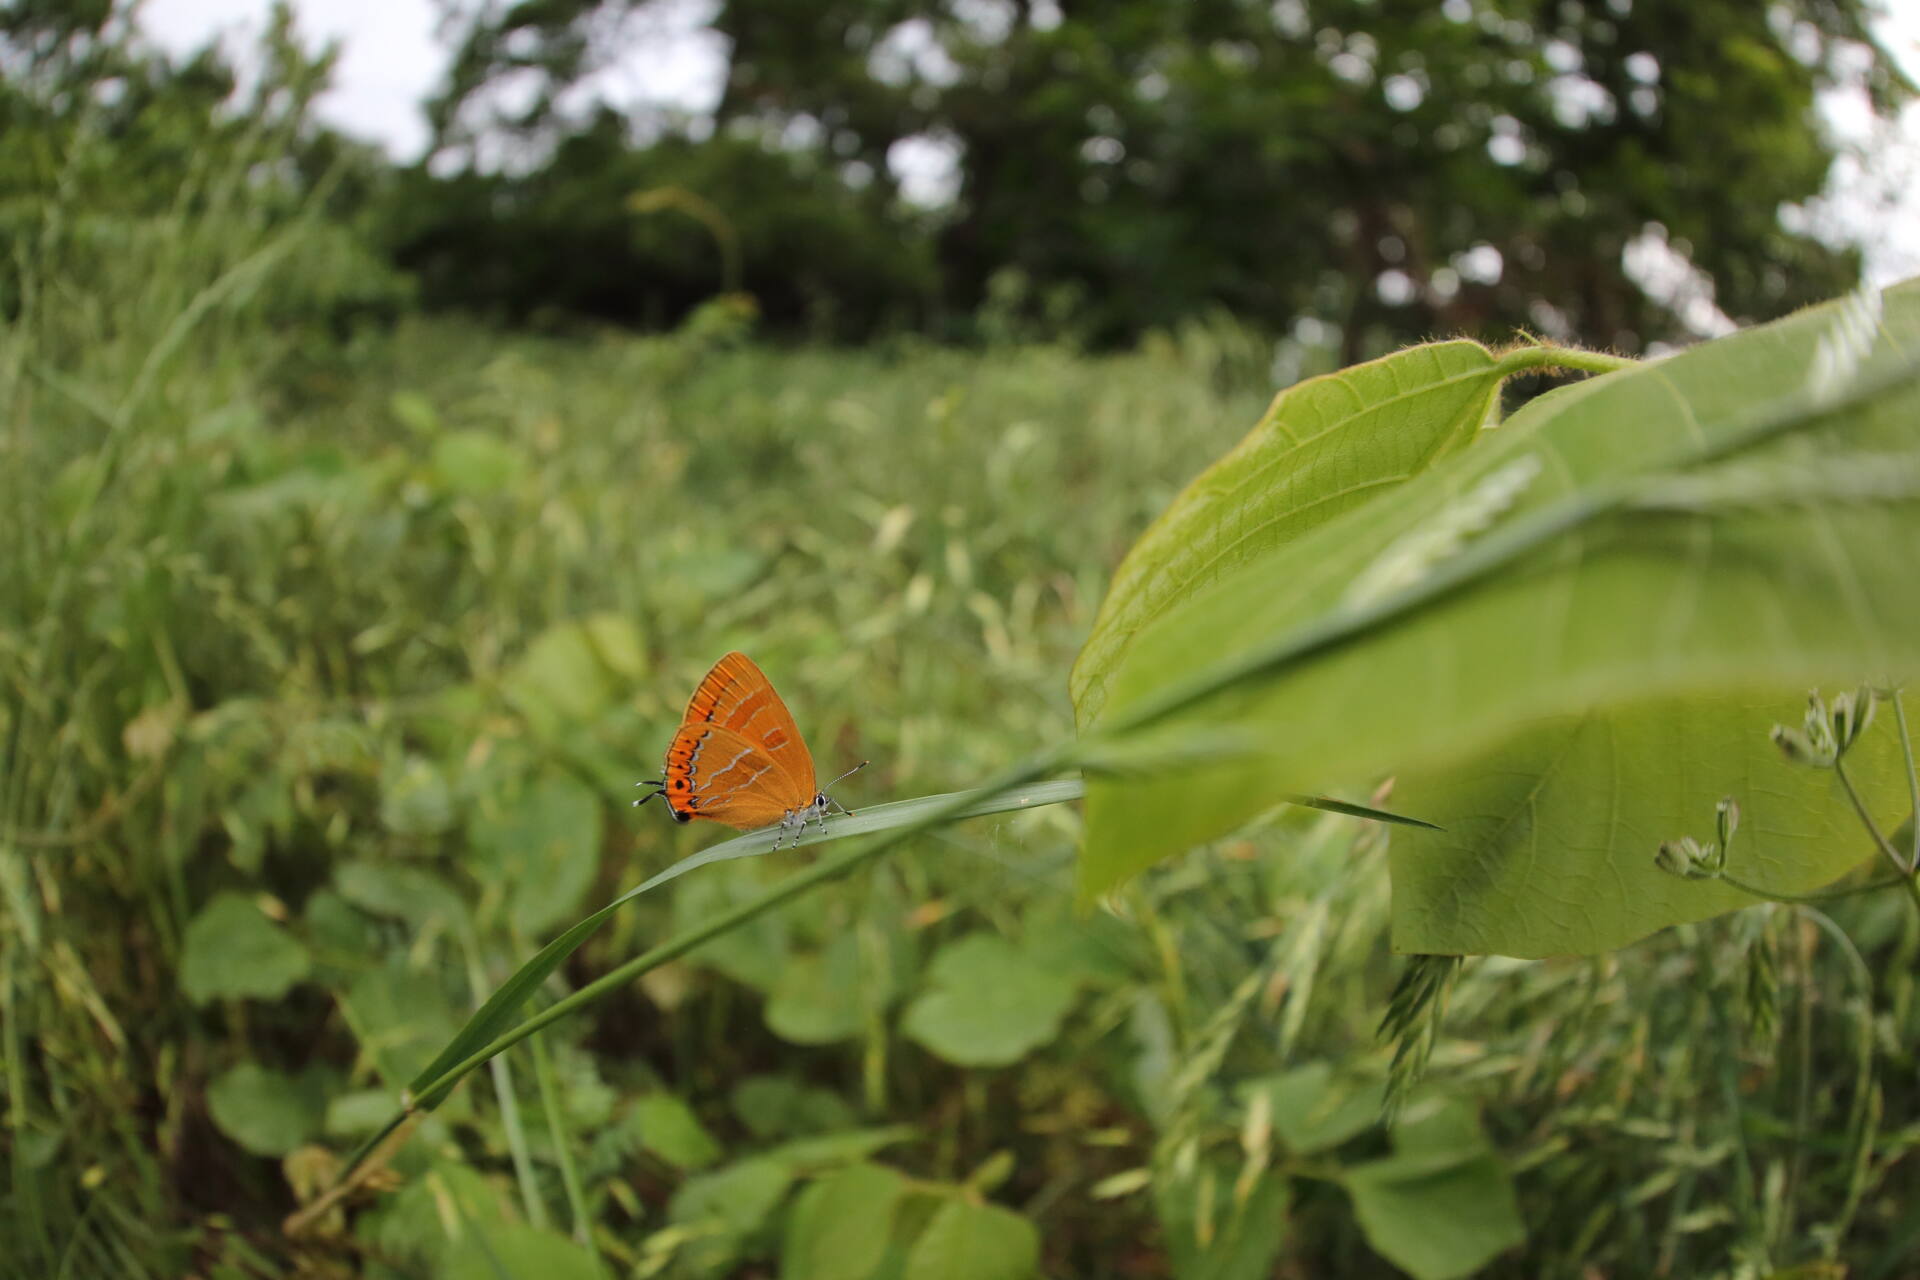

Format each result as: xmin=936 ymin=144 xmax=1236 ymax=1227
xmin=1655 ymin=836 xmax=1709 ymax=879
xmin=1770 ymin=723 xmax=1834 ymax=769
xmin=1829 ymin=687 xmax=1877 ymax=755
xmin=1715 ymin=797 xmax=1740 ymax=851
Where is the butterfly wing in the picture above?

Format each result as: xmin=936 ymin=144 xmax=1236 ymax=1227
xmin=661 ymin=721 xmax=812 ymax=829
xmin=679 ymin=652 xmax=817 ymax=795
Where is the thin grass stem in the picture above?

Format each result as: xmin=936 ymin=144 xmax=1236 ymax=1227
xmin=1890 ymin=690 xmax=1919 ymax=868
xmin=307 ymin=755 xmax=1074 ymax=1212
xmin=1796 ymin=907 xmax=1879 ymax=1255
xmin=530 ymin=1028 xmax=598 ymax=1257
xmin=1833 ymin=758 xmax=1920 ymax=916
xmin=1717 ymin=871 xmax=1912 ymax=904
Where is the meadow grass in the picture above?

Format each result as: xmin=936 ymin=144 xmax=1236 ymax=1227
xmin=4 ymin=146 xmax=1920 ymax=1280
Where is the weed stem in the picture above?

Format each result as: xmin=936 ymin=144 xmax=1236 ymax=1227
xmin=1834 ymin=757 xmax=1920 ymax=917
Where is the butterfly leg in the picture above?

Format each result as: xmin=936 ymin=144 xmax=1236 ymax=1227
xmin=773 ymin=809 xmax=805 ymax=850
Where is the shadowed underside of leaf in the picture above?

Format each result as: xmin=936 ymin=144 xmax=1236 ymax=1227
xmin=1077 ymin=280 xmax=1920 ymax=956
xmin=1388 ymin=695 xmax=1911 ymax=957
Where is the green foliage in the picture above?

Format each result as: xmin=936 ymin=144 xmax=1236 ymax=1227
xmin=1246 ymin=1062 xmax=1384 ymax=1155
xmin=667 ymin=1156 xmax=798 ymax=1273
xmin=7 ymin=23 xmax=1920 ymax=1272
xmin=904 ymin=1199 xmax=1042 ymax=1280
xmin=630 ymin=1092 xmax=723 ymax=1170
xmin=356 ymin=1161 xmax=513 ymax=1267
xmin=207 ymin=1064 xmax=326 ymax=1157
xmin=382 ymin=127 xmax=938 ymax=337
xmin=1154 ymin=1169 xmax=1290 ymax=1280
xmin=341 ymin=962 xmax=465 ymax=1088
xmin=1071 ymin=338 xmax=1513 ymax=725
xmin=502 ymin=612 xmax=648 ymax=734
xmin=901 ymin=933 xmax=1079 ymax=1067
xmin=415 ymin=0 xmax=1908 ymax=347
xmin=469 ymin=772 xmax=603 ymax=934
xmin=1078 ymin=285 xmax=1920 ymax=955
xmin=180 ymin=892 xmax=312 ymax=1004
xmin=768 ymin=931 xmax=898 ymax=1046
xmin=781 ymin=1162 xmax=910 ymax=1280
xmin=1340 ymin=1102 xmax=1525 ymax=1280
xmin=441 ymin=1223 xmax=603 ymax=1280
xmin=379 ymin=754 xmax=457 ymax=837
xmin=0 ymin=3 xmax=407 ymax=331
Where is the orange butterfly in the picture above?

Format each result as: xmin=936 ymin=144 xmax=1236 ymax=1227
xmin=636 ymin=652 xmax=865 ymax=846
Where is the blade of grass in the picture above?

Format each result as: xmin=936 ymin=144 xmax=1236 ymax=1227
xmin=1280 ymin=794 xmax=1439 ymax=830
xmin=460 ymin=934 xmax=545 ymax=1230
xmin=4 ymin=951 xmax=52 ymax=1274
xmin=399 ymin=776 xmax=1424 ymax=1106
xmin=401 ymin=778 xmax=1088 ymax=1101
xmin=530 ymin=1028 xmax=598 ymax=1259
xmin=297 ymin=765 xmax=1438 ymax=1231
xmin=291 ymin=768 xmax=1077 ymax=1231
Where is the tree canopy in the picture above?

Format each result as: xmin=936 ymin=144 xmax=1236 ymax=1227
xmin=403 ymin=0 xmax=1914 ymax=350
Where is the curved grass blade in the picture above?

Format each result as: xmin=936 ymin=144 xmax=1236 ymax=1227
xmin=1286 ymin=794 xmax=1439 ymax=830
xmin=296 ymin=772 xmax=1431 ymax=1235
xmin=291 ymin=763 xmax=1077 ymax=1233
xmin=402 ymin=779 xmax=1086 ymax=1100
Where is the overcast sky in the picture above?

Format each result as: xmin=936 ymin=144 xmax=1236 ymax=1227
xmin=140 ymin=0 xmax=1920 ymax=288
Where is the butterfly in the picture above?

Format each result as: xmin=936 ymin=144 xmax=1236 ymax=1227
xmin=635 ymin=652 xmax=865 ymax=847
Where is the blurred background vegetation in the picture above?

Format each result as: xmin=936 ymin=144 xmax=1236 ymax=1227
xmin=4 ymin=1 xmax=1919 ymax=1277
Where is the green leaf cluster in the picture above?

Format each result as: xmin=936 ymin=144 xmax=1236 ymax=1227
xmin=1077 ymin=283 xmax=1920 ymax=956
xmin=409 ymin=0 xmax=1907 ymax=346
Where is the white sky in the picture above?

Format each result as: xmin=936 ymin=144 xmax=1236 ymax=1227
xmin=139 ymin=0 xmax=1920 ymax=288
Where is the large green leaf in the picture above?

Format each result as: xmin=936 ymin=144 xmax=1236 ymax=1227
xmin=768 ymin=928 xmax=905 ymax=1047
xmin=733 ymin=1076 xmax=857 ymax=1141
xmin=1078 ymin=282 xmax=1920 ymax=955
xmin=441 ymin=1224 xmax=601 ymax=1280
xmin=761 ymin=1126 xmax=917 ymax=1172
xmin=670 ymin=1156 xmax=797 ymax=1237
xmin=631 ymin=1092 xmax=723 ymax=1170
xmin=430 ymin=429 xmax=526 ymax=498
xmin=1072 ymin=339 xmax=1513 ymax=725
xmin=1244 ymin=1062 xmax=1384 ymax=1155
xmin=355 ymin=1161 xmax=508 ymax=1267
xmin=334 ymin=860 xmax=468 ymax=931
xmin=780 ymin=1162 xmax=909 ymax=1280
xmin=502 ymin=612 xmax=647 ymax=734
xmin=378 ymin=754 xmax=455 ymax=837
xmin=468 ymin=771 xmax=603 ymax=934
xmin=901 ymin=933 xmax=1078 ymax=1068
xmin=340 ymin=961 xmax=464 ymax=1089
xmin=206 ymin=1064 xmax=323 ymax=1157
xmin=902 ymin=1199 xmax=1040 ymax=1280
xmin=1389 ymin=697 xmax=1909 ymax=956
xmin=180 ymin=892 xmax=311 ymax=1005
xmin=1342 ymin=1101 xmax=1524 ymax=1280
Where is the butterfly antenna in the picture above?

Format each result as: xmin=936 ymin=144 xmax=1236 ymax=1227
xmin=825 ymin=760 xmax=870 ymax=789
